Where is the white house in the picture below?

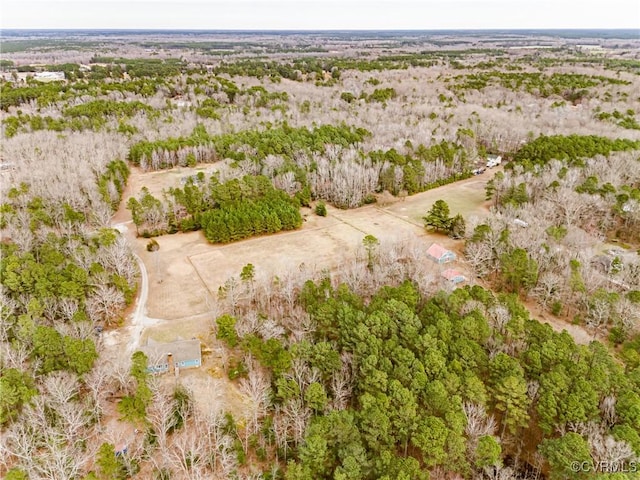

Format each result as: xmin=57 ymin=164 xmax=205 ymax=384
xmin=486 ymin=155 xmax=502 ymax=168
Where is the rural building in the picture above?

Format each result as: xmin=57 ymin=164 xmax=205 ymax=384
xmin=426 ymin=243 xmax=456 ymax=264
xmin=34 ymin=71 xmax=65 ymax=82
xmin=513 ymin=218 xmax=529 ymax=228
xmin=442 ymin=269 xmax=466 ymax=284
xmin=140 ymin=338 xmax=202 ymax=374
xmin=486 ymin=155 xmax=502 ymax=168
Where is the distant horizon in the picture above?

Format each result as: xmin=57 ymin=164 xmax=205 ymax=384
xmin=2 ymin=28 xmax=638 ymax=32
xmin=3 ymin=1 xmax=639 ymax=31
xmin=2 ymin=28 xmax=638 ymax=39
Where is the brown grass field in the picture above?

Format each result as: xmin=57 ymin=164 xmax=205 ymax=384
xmin=114 ymin=167 xmax=497 ymax=414
xmin=384 ymin=174 xmax=490 ymax=225
xmin=109 ymin=163 xmax=596 ymax=422
xmin=123 ymin=167 xmax=496 ymax=326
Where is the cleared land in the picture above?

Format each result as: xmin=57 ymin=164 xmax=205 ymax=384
xmin=120 ymin=167 xmax=495 ymax=323
xmin=109 ymin=164 xmax=595 ymax=433
xmin=115 ymin=163 xmax=594 ymax=370
xmin=112 ymin=169 xmax=498 ymax=416
xmin=384 ymin=174 xmax=490 ymax=225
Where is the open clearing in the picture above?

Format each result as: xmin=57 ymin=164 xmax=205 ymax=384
xmin=110 ymin=162 xmax=592 ymax=416
xmin=108 ymin=166 xmax=502 ymax=415
xmin=384 ymin=174 xmax=491 ymax=226
xmin=120 ymin=167 xmax=497 ymax=325
xmin=115 ymin=164 xmax=596 ymax=370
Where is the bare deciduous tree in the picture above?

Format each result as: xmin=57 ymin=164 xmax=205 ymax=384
xmin=86 ymin=284 xmax=126 ymax=326
xmin=330 ymin=353 xmax=354 ymax=411
xmin=148 ymin=385 xmax=176 ymax=453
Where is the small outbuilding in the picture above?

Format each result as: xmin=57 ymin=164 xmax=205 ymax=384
xmin=442 ymin=269 xmax=466 ymax=284
xmin=513 ymin=219 xmax=529 ymax=228
xmin=34 ymin=71 xmax=65 ymax=82
xmin=140 ymin=338 xmax=202 ymax=374
xmin=426 ymin=243 xmax=456 ymax=264
xmin=486 ymin=155 xmax=502 ymax=168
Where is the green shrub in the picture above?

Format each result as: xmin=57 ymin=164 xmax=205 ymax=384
xmin=146 ymin=239 xmax=159 ymax=252
xmin=609 ymin=326 xmax=627 ymax=345
xmin=216 ymin=314 xmax=239 ymax=347
xmin=363 ymin=194 xmax=377 ymax=204
xmin=227 ymin=358 xmax=248 ymax=380
xmin=340 ymin=92 xmax=356 ymax=103
xmin=315 ymin=201 xmax=327 ymax=216
xmin=367 ymin=87 xmax=397 ymax=103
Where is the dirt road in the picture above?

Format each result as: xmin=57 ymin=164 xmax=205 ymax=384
xmin=110 ymin=164 xmax=596 ymax=353
xmin=103 ymin=221 xmax=162 ymax=355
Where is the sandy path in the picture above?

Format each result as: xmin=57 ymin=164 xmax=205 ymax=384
xmin=102 ymin=221 xmax=163 ymax=354
xmin=522 ymin=299 xmax=594 ymax=345
xmin=108 ymin=163 xmax=596 ymax=354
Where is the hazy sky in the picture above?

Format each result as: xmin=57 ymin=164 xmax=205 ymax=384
xmin=2 ymin=0 xmax=639 ymax=30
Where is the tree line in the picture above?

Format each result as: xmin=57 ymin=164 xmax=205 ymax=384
xmin=0 ymin=75 xmax=167 ymax=112
xmin=127 ymin=122 xmax=370 ymax=169
xmin=127 ymin=122 xmax=474 ymax=213
xmin=3 ymin=99 xmax=157 ymax=137
xmin=213 ymin=275 xmax=640 ymax=479
xmin=449 ymin=71 xmax=631 ymax=103
xmin=1 ymin=129 xmax=138 ymax=479
xmin=127 ymin=174 xmax=303 ymax=242
xmin=509 ymin=134 xmax=640 ymax=169
xmin=470 ymin=137 xmax=640 ymax=345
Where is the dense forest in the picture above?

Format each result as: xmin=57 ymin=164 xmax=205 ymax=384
xmin=252 ymin=280 xmax=640 ymax=480
xmin=1 ymin=31 xmax=639 ymax=480
xmin=473 ymin=135 xmax=640 ymax=344
xmin=127 ymin=174 xmax=303 ymax=241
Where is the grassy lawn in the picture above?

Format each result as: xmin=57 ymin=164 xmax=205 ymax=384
xmin=384 ymin=175 xmax=491 ymax=225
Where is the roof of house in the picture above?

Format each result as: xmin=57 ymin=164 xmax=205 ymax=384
xmin=34 ymin=71 xmax=65 ymax=82
xmin=513 ymin=219 xmax=529 ymax=228
xmin=441 ymin=269 xmax=465 ymax=281
xmin=140 ymin=339 xmax=201 ymax=366
xmin=426 ymin=243 xmax=453 ymax=259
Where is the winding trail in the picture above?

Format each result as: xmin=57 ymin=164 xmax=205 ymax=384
xmin=107 ymin=164 xmax=598 ymax=353
xmin=106 ymin=221 xmax=161 ymax=354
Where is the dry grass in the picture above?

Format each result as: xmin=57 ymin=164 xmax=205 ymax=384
xmin=383 ymin=172 xmax=493 ymax=226
xmin=121 ymin=165 xmax=497 ymax=325
xmin=139 ymin=312 xmax=213 ymax=345
xmin=133 ymin=232 xmax=212 ymax=319
xmin=110 ymin=165 xmax=495 ymax=416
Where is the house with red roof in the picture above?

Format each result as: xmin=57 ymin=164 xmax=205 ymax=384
xmin=426 ymin=243 xmax=456 ymax=264
xmin=442 ymin=269 xmax=466 ymax=284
